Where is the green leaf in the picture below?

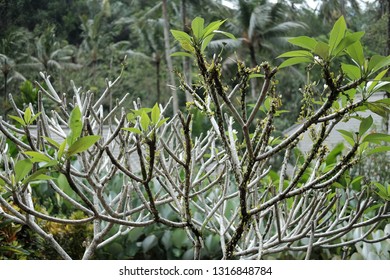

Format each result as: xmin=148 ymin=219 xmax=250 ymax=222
xmin=172 ymin=229 xmax=187 ymax=248
xmin=29 ymin=174 xmax=54 ymax=182
xmin=201 ymin=34 xmax=215 ymax=52
xmin=332 ymin=182 xmax=345 ymax=189
xmin=43 ymin=136 xmax=60 ymax=149
xmin=140 ymin=111 xmax=151 ymax=131
xmin=359 ymin=116 xmax=373 ymax=136
xmin=337 ymin=129 xmax=355 ymax=146
xmin=15 ymin=159 xmax=33 ymax=182
xmin=212 ymin=30 xmax=236 ymax=40
xmin=30 ymin=112 xmax=42 ymax=124
xmin=58 ymin=140 xmax=67 ymax=160
xmin=366 ymin=102 xmax=390 ymax=118
xmin=131 ymin=108 xmax=152 ymax=117
xmin=277 ymin=50 xmax=313 ymax=58
xmin=332 ymin=31 xmax=364 ymax=57
xmin=329 ymin=16 xmax=347 ymax=55
xmin=373 ymin=182 xmax=390 ymax=201
xmin=171 ymin=29 xmax=192 ymax=42
xmin=23 ymin=169 xmax=54 ymax=185
xmin=368 ymin=68 xmax=388 ymax=93
xmin=170 ymin=52 xmax=193 ymax=57
xmin=57 ymin=173 xmax=71 ymax=190
xmin=314 ymin=41 xmax=330 ymax=60
xmin=351 ymin=175 xmax=364 ymax=187
xmin=203 ymin=19 xmax=226 ymax=38
xmin=151 ymin=103 xmax=160 ymax=125
xmin=41 ymin=160 xmax=59 ymax=168
xmin=288 ymin=36 xmax=318 ymax=51
xmin=278 ymin=57 xmax=313 ymax=68
xmin=156 ymin=118 xmax=169 ymax=128
xmin=171 ymin=30 xmax=194 ymax=52
xmin=24 ymin=107 xmax=32 ymax=124
xmin=373 ymin=98 xmax=390 ymax=105
xmin=122 ymin=127 xmax=142 ymax=134
xmin=263 ymin=97 xmax=271 ymax=111
xmin=368 ymin=55 xmax=390 ymax=73
xmin=341 ymin=63 xmax=361 ymax=80
xmin=332 ymin=100 xmax=340 ymax=110
xmin=366 ymin=146 xmax=390 ymax=156
xmin=191 ymin=17 xmax=204 ymax=39
xmin=362 ymin=133 xmax=390 ymax=144
xmin=180 ymin=40 xmax=194 ymax=53
xmin=372 ymin=81 xmax=390 ymax=93
xmin=8 ymin=115 xmax=26 ymax=126
xmin=126 ymin=112 xmax=136 ymax=122
xmin=66 ymin=135 xmax=101 ymax=157
xmin=346 ymin=41 xmax=365 ymax=66
xmin=0 ymin=245 xmax=30 ymax=255
xmin=24 ymin=151 xmax=52 ymax=163
xmin=68 ymin=106 xmax=83 ymax=146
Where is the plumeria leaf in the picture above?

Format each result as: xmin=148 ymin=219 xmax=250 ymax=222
xmin=122 ymin=127 xmax=142 ymax=134
xmin=288 ymin=36 xmax=318 ymax=51
xmin=15 ymin=159 xmax=33 ymax=182
xmin=279 ymin=57 xmax=313 ymax=68
xmin=362 ymin=133 xmax=390 ymax=144
xmin=359 ymin=116 xmax=373 ymax=136
xmin=329 ymin=16 xmax=347 ymax=55
xmin=170 ymin=52 xmax=193 ymax=57
xmin=151 ymin=103 xmax=160 ymax=125
xmin=191 ymin=17 xmax=205 ymax=39
xmin=8 ymin=115 xmax=26 ymax=126
xmin=24 ymin=151 xmax=52 ymax=163
xmin=277 ymin=50 xmax=313 ymax=58
xmin=66 ymin=135 xmax=101 ymax=157
xmin=337 ymin=129 xmax=355 ymax=146
xmin=68 ymin=106 xmax=83 ymax=146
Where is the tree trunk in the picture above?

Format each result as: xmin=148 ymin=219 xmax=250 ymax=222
xmin=156 ymin=55 xmax=161 ymax=104
xmin=387 ymin=0 xmax=390 ymax=56
xmin=162 ymin=0 xmax=179 ymax=114
xmin=386 ymin=0 xmax=390 ymax=133
xmin=181 ymin=0 xmax=192 ymax=103
xmin=249 ymin=43 xmax=258 ymax=99
xmin=4 ymin=72 xmax=8 ymax=104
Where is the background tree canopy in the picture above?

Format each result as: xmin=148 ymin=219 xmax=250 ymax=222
xmin=0 ymin=0 xmax=389 ymax=260
xmin=1 ymin=0 xmax=388 ymax=121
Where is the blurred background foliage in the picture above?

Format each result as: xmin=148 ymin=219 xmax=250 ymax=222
xmin=0 ymin=0 xmax=389 ymax=259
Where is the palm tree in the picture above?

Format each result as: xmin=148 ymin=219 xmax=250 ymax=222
xmin=0 ymin=54 xmax=26 ymax=105
xmin=25 ymin=26 xmax=81 ymax=95
xmin=238 ymin=0 xmax=304 ymax=64
xmin=78 ymin=0 xmax=113 ymax=69
xmin=317 ymin=0 xmax=361 ymax=24
xmin=0 ymin=28 xmax=33 ymax=106
xmin=114 ymin=3 xmax=171 ymax=105
xmin=218 ymin=0 xmax=304 ymax=98
xmin=179 ymin=0 xmax=234 ymax=102
xmin=30 ymin=26 xmax=81 ymax=73
xmin=162 ymin=0 xmax=179 ymax=114
xmin=117 ymin=19 xmax=165 ymax=104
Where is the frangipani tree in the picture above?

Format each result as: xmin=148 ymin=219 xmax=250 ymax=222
xmin=0 ymin=16 xmax=389 ymax=260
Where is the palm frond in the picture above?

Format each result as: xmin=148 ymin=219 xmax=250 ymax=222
xmin=208 ymin=38 xmax=243 ymax=51
xmin=265 ymin=21 xmax=306 ymax=34
xmin=123 ymin=50 xmax=151 ymax=60
xmin=47 ymin=60 xmax=63 ymax=70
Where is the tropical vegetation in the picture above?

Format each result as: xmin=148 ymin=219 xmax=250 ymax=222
xmin=0 ymin=0 xmax=389 ymax=260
